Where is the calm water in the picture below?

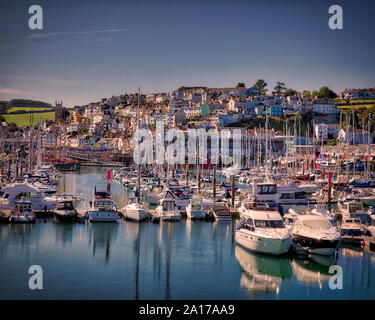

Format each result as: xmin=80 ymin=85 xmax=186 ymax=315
xmin=0 ymin=166 xmax=374 ymax=300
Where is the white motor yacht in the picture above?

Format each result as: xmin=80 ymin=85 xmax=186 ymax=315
xmin=290 ymin=215 xmax=341 ymax=256
xmin=249 ymin=181 xmax=307 ymax=210
xmin=236 ymin=201 xmax=292 ymax=256
xmin=0 ymin=182 xmax=56 ymax=211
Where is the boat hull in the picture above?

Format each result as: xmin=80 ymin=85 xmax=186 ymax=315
xmin=292 ymin=235 xmax=341 ymax=256
xmin=161 ymin=214 xmax=181 ymax=222
xmin=186 ymin=209 xmax=205 ymax=220
xmin=124 ymin=208 xmax=148 ymax=222
xmin=88 ymin=211 xmax=119 ymax=223
xmin=236 ymin=230 xmax=292 ymax=256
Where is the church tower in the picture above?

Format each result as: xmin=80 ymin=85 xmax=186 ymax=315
xmin=55 ymin=100 xmax=63 ymax=121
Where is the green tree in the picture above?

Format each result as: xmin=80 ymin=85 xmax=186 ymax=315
xmin=236 ymin=82 xmax=245 ymax=87
xmin=253 ymin=79 xmax=268 ymax=95
xmin=302 ymin=90 xmax=311 ymax=98
xmin=284 ymin=88 xmax=297 ymax=97
xmin=274 ymin=82 xmax=286 ymax=93
xmin=317 ymin=86 xmax=337 ymax=99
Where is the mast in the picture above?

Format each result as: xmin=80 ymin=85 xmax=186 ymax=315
xmin=265 ymin=106 xmax=269 ymax=175
xmin=338 ymin=112 xmax=342 ymax=177
xmin=346 ymin=113 xmax=350 ymax=181
xmin=137 ymin=87 xmax=141 ymax=203
xmin=352 ymin=109 xmax=356 ymax=177
xmin=29 ymin=125 xmax=33 ymax=171
xmin=37 ymin=123 xmax=42 ymax=169
xmin=367 ymin=114 xmax=371 ymax=179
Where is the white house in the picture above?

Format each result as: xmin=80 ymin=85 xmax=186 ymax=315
xmin=312 ymin=99 xmax=339 ymax=115
xmin=314 ymin=123 xmax=340 ymax=141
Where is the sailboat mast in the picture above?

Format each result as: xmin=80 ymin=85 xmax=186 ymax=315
xmin=137 ymin=87 xmax=141 ymax=203
xmin=367 ymin=114 xmax=371 ymax=179
xmin=346 ymin=113 xmax=350 ymax=181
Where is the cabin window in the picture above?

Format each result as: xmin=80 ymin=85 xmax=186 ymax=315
xmin=245 ymin=218 xmax=254 ymax=226
xmin=254 ymin=219 xmax=284 ymax=228
xmin=280 ymin=193 xmax=294 ymax=199
xmin=257 ymin=185 xmax=276 ymax=194
xmin=295 ymin=192 xmax=305 ymax=199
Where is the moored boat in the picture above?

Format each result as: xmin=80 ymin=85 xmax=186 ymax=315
xmin=290 ymin=215 xmax=341 ymax=256
xmin=9 ymin=199 xmax=36 ymax=224
xmin=52 ymin=199 xmax=78 ymax=222
xmin=236 ymin=201 xmax=292 ymax=255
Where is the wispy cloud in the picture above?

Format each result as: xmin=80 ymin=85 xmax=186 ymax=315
xmin=89 ymin=37 xmax=115 ymax=43
xmin=0 ymin=74 xmax=79 ymax=86
xmin=0 ymin=87 xmax=33 ymax=96
xmin=27 ymin=28 xmax=129 ymax=39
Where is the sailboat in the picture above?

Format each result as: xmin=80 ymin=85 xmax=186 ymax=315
xmin=121 ymin=88 xmax=149 ymax=223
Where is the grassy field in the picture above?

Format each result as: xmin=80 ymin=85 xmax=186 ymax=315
xmin=5 ymin=106 xmax=53 ymax=113
xmin=337 ymin=104 xmax=375 ymax=110
xmin=3 ymin=111 xmax=55 ymax=127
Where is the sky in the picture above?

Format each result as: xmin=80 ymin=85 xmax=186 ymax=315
xmin=0 ymin=0 xmax=374 ymax=107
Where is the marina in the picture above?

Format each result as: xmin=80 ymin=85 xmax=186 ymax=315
xmin=1 ymin=166 xmax=375 ymax=299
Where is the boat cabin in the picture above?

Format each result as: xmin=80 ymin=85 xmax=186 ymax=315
xmin=160 ymin=199 xmax=177 ymax=212
xmin=342 ymin=202 xmax=364 ymax=214
xmin=256 ymin=183 xmax=277 ymax=195
xmin=14 ymin=200 xmax=32 ymax=214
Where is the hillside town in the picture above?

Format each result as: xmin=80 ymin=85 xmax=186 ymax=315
xmin=1 ymin=82 xmax=375 ymax=166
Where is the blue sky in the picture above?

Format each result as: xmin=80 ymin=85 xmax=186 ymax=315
xmin=0 ymin=0 xmax=374 ymax=106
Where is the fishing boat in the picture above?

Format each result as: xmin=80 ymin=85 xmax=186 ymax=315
xmin=186 ymin=196 xmax=205 ymax=220
xmin=236 ymin=201 xmax=292 ymax=255
xmin=156 ymin=198 xmax=181 ymax=222
xmin=290 ymin=215 xmax=341 ymax=256
xmin=9 ymin=199 xmax=36 ymax=224
xmin=52 ymin=199 xmax=78 ymax=222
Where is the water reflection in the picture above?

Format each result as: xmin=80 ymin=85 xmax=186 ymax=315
xmin=291 ymin=255 xmax=335 ymax=289
xmin=88 ymin=223 xmax=118 ymax=263
xmin=235 ymin=245 xmax=292 ymax=297
xmin=55 ymin=222 xmax=74 ymax=247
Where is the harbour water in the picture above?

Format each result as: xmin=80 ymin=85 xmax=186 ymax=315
xmin=0 ymin=167 xmax=374 ymax=300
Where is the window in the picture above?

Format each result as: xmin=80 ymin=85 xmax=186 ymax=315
xmin=254 ymin=219 xmax=285 ymax=228
xmin=163 ymin=201 xmax=175 ymax=211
